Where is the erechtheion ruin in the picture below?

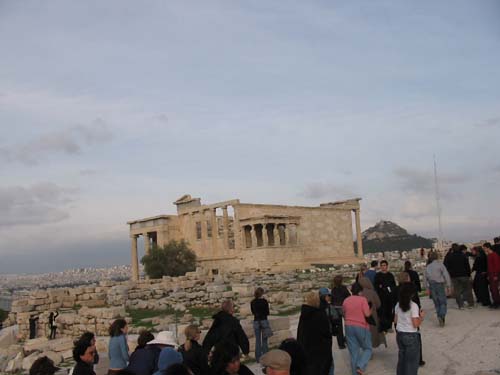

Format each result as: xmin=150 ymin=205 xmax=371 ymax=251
xmin=127 ymin=195 xmax=364 ymax=280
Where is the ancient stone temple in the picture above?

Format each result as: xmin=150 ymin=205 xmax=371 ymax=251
xmin=127 ymin=195 xmax=364 ymax=280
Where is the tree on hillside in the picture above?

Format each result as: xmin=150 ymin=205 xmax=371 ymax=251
xmin=141 ymin=240 xmax=196 ymax=279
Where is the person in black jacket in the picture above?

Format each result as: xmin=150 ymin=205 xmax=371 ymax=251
xmin=374 ymin=260 xmax=397 ymax=332
xmin=250 ymin=287 xmax=270 ymax=362
xmin=72 ymin=338 xmax=97 ymax=375
xmin=29 ymin=314 xmax=39 ymax=339
xmin=202 ymin=299 xmax=249 ymax=356
xmin=471 ymin=246 xmax=491 ymax=306
xmin=331 ymin=275 xmax=351 ymax=349
xmin=178 ymin=325 xmax=209 ymax=375
xmin=127 ymin=330 xmax=159 ymax=375
xmin=279 ymin=338 xmax=307 ymax=375
xmin=404 ymin=261 xmax=422 ymax=295
xmin=209 ymin=342 xmax=254 ymax=375
xmin=444 ymin=244 xmax=475 ymax=309
xmin=297 ymin=291 xmax=332 ymax=375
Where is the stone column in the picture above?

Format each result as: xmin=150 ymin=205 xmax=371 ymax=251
xmin=143 ymin=233 xmax=150 ymax=256
xmin=250 ymin=225 xmax=257 ymax=248
xmin=233 ymin=205 xmax=242 ymax=251
xmin=130 ymin=235 xmax=139 ymax=281
xmin=284 ymin=225 xmax=289 ymax=246
xmin=222 ymin=206 xmax=229 ymax=253
xmin=273 ymin=225 xmax=280 ymax=246
xmin=354 ymin=209 xmax=364 ymax=257
xmin=157 ymin=230 xmax=164 ymax=248
xmin=262 ymin=224 xmax=268 ymax=247
xmin=211 ymin=208 xmax=218 ymax=256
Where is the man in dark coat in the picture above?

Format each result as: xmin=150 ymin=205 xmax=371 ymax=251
xmin=444 ymin=244 xmax=474 ymax=308
xmin=297 ymin=291 xmax=332 ymax=375
xmin=203 ymin=299 xmax=249 ymax=356
xmin=374 ymin=260 xmax=396 ymax=332
xmin=471 ymin=246 xmax=491 ymax=306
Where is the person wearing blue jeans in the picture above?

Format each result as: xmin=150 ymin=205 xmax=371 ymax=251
xmin=252 ymin=320 xmax=269 ymax=361
xmin=395 ymin=283 xmax=425 ymax=375
xmin=425 ymin=251 xmax=452 ymax=327
xmin=343 ymin=283 xmax=372 ymax=375
xmin=429 ymin=282 xmax=447 ymax=323
xmin=396 ymin=332 xmax=421 ymax=375
xmin=251 ymin=287 xmax=270 ymax=361
xmin=345 ymin=326 xmax=372 ymax=375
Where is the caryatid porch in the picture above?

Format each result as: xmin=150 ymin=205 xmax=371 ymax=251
xmin=128 ymin=196 xmax=364 ymax=281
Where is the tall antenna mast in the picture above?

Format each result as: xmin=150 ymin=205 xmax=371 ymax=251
xmin=433 ymin=155 xmax=443 ymax=252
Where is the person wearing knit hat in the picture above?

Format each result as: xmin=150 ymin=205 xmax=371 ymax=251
xmin=260 ymin=349 xmax=291 ymax=375
xmin=153 ymin=347 xmax=183 ymax=375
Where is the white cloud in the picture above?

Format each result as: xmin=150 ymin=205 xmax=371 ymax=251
xmin=0 ymin=183 xmax=78 ymax=227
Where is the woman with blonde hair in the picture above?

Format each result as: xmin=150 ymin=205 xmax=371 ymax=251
xmin=297 ymin=291 xmax=332 ymax=375
xmin=178 ymin=325 xmax=209 ymax=375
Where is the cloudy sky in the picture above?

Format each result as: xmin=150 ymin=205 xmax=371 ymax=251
xmin=1 ymin=1 xmax=499 ymax=273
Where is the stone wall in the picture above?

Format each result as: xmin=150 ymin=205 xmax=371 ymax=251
xmin=10 ymin=249 xmax=428 ymax=340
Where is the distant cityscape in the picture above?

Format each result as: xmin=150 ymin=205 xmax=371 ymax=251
xmin=0 ymin=264 xmax=135 ymax=311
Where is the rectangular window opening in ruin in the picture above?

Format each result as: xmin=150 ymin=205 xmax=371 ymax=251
xmin=227 ymin=205 xmax=236 ymax=249
xmin=195 ymin=222 xmax=202 ymax=240
xmin=266 ymin=224 xmax=274 ymax=246
xmin=351 ymin=210 xmax=358 ymax=255
xmin=244 ymin=225 xmax=252 ymax=248
xmin=149 ymin=232 xmax=158 ymax=248
xmin=207 ymin=220 xmax=212 ymax=238
xmin=215 ymin=207 xmax=224 ymax=237
xmin=255 ymin=224 xmax=263 ymax=247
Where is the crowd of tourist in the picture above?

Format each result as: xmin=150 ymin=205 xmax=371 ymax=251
xmin=28 ymin=239 xmax=500 ymax=375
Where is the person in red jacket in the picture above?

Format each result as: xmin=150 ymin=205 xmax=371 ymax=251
xmin=483 ymin=242 xmax=500 ymax=308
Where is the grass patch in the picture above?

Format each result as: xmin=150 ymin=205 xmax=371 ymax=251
xmin=134 ymin=321 xmax=155 ymax=329
xmin=188 ymin=307 xmax=218 ymax=319
xmin=127 ymin=308 xmax=175 ymax=327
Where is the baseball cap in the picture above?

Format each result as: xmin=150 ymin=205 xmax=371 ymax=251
xmin=319 ymin=287 xmax=331 ymax=296
xmin=260 ymin=349 xmax=291 ymax=371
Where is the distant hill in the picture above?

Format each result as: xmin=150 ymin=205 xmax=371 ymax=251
xmin=359 ymin=220 xmax=433 ymax=253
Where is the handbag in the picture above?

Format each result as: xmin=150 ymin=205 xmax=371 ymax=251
xmin=261 ymin=320 xmax=274 ymax=338
xmin=365 ymin=315 xmax=377 ymax=326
